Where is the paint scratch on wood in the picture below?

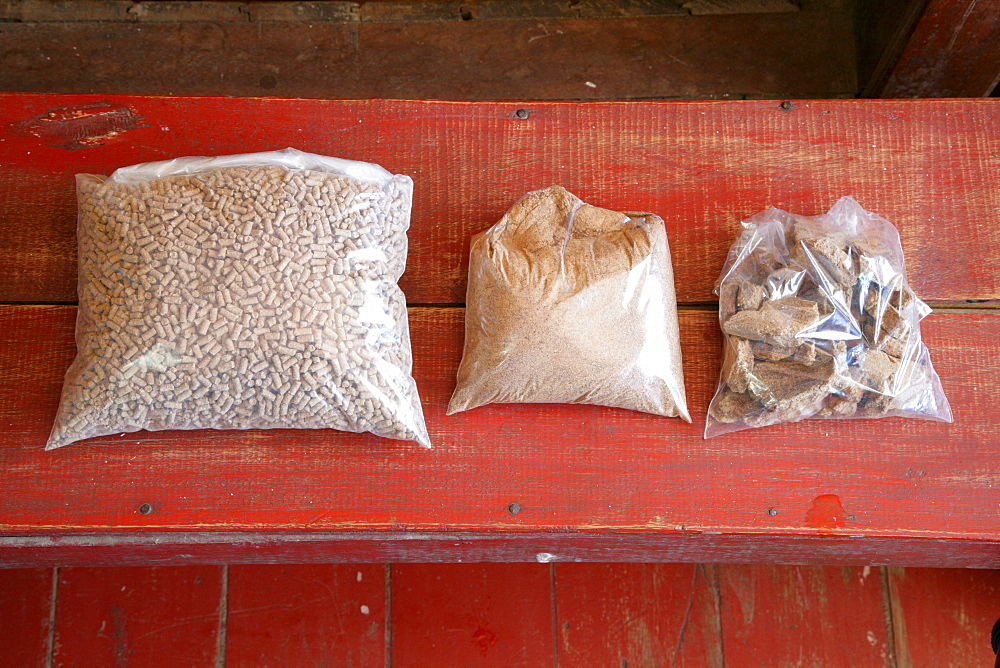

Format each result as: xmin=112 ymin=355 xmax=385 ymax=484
xmin=14 ymin=101 xmax=147 ymax=149
xmin=805 ymin=494 xmax=851 ymax=529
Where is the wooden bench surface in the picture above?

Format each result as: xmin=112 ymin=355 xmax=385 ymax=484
xmin=1 ymin=93 xmax=999 ymax=567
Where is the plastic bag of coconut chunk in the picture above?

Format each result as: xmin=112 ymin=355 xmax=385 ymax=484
xmin=706 ymin=196 xmax=951 ymax=437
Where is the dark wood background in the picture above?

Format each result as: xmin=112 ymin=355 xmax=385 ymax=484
xmin=2 ymin=0 xmax=998 ymax=101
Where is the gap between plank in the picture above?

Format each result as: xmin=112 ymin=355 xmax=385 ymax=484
xmin=384 ymin=563 xmax=393 ymax=668
xmin=215 ymin=564 xmax=228 ymax=668
xmin=704 ymin=564 xmax=726 ymax=668
xmin=550 ymin=562 xmax=559 ymax=668
xmin=881 ymin=566 xmax=901 ymax=668
xmin=46 ymin=566 xmax=58 ymax=668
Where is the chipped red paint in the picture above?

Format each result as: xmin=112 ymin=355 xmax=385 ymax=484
xmin=14 ymin=101 xmax=147 ymax=149
xmin=805 ymin=495 xmax=850 ymax=529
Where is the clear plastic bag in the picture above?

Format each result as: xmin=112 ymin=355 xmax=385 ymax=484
xmin=448 ymin=185 xmax=690 ymax=421
xmin=705 ymin=196 xmax=952 ymax=437
xmin=48 ymin=148 xmax=430 ymax=449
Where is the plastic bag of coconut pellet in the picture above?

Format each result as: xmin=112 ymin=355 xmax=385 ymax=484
xmin=48 ymin=148 xmax=430 ymax=449
xmin=448 ymin=186 xmax=690 ymax=421
xmin=705 ymin=196 xmax=951 ymax=437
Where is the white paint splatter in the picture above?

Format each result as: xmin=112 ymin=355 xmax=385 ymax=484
xmin=361 ymin=605 xmax=370 ymax=615
xmin=585 ymin=81 xmax=597 ymax=88
xmin=867 ymin=630 xmax=877 ymax=646
xmin=535 ymin=552 xmax=556 ymax=563
xmin=357 ymin=571 xmax=363 ymax=582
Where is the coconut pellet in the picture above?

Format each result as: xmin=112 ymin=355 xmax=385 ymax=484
xmin=48 ymin=155 xmax=430 ymax=449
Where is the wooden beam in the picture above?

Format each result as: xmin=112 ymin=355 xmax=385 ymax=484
xmin=855 ymin=0 xmax=929 ymax=98
xmin=879 ymin=0 xmax=1000 ymax=97
xmin=4 ymin=532 xmax=1000 ymax=567
xmin=0 ymin=3 xmax=856 ymax=101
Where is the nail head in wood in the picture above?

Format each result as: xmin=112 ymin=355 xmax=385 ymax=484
xmin=139 ymin=503 xmax=153 ymax=515
xmin=507 ymin=502 xmax=522 ymax=515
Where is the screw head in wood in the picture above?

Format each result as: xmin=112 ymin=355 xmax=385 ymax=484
xmin=514 ymin=108 xmax=529 ymax=120
xmin=767 ymin=507 xmax=778 ymax=516
xmin=507 ymin=502 xmax=522 ymax=515
xmin=139 ymin=503 xmax=153 ymax=515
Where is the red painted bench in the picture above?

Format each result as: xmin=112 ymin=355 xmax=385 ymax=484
xmin=1 ymin=93 xmax=998 ymax=567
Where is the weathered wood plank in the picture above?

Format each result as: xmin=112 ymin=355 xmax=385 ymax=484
xmin=390 ymin=564 xmax=554 ymax=665
xmin=0 ymin=12 xmax=856 ymax=101
xmin=880 ymin=0 xmax=1000 ymax=98
xmin=0 ymin=305 xmax=990 ymax=548
xmin=5 ymin=533 xmax=1000 ymax=568
xmin=2 ymin=95 xmax=999 ymax=306
xmin=0 ymin=0 xmax=822 ymax=23
xmin=555 ymin=563 xmax=722 ymax=666
xmin=887 ymin=567 xmax=1000 ymax=667
xmin=226 ymin=564 xmax=386 ymax=665
xmin=52 ymin=566 xmax=223 ymax=666
xmin=0 ymin=568 xmax=53 ymax=666
xmin=718 ymin=564 xmax=894 ymax=666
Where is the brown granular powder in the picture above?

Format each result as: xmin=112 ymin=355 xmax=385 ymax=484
xmin=448 ymin=186 xmax=689 ymax=420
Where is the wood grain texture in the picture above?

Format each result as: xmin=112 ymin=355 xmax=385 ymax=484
xmin=0 ymin=10 xmax=854 ymax=100
xmin=881 ymin=0 xmax=1000 ymax=98
xmin=2 ymin=95 xmax=1000 ymax=306
xmin=390 ymin=564 xmax=554 ymax=666
xmin=51 ymin=566 xmax=223 ymax=667
xmin=7 ymin=533 xmax=1000 ymax=569
xmin=0 ymin=305 xmax=992 ymax=546
xmin=0 ymin=0 xmax=814 ymax=23
xmin=555 ymin=563 xmax=723 ymax=667
xmin=887 ymin=567 xmax=1000 ymax=667
xmin=0 ymin=568 xmax=53 ymax=667
xmin=226 ymin=564 xmax=386 ymax=666
xmin=718 ymin=564 xmax=893 ymax=667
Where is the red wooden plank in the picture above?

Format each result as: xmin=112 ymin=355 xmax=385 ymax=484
xmin=0 ymin=305 xmax=992 ymax=549
xmin=1 ymin=94 xmax=999 ymax=306
xmin=226 ymin=564 xmax=386 ymax=666
xmin=887 ymin=567 xmax=1000 ymax=667
xmin=390 ymin=563 xmax=554 ymax=666
xmin=881 ymin=0 xmax=1000 ymax=98
xmin=718 ymin=564 xmax=893 ymax=667
xmin=555 ymin=563 xmax=722 ymax=667
xmin=0 ymin=568 xmax=53 ymax=667
xmin=52 ymin=565 xmax=223 ymax=667
xmin=7 ymin=533 xmax=1000 ymax=569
